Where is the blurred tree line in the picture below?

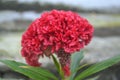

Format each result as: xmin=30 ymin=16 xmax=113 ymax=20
xmin=0 ymin=0 xmax=102 ymax=13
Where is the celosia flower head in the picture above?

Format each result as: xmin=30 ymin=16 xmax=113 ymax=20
xmin=21 ymin=10 xmax=94 ymax=76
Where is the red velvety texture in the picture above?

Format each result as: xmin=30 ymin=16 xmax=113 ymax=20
xmin=21 ymin=10 xmax=94 ymax=75
xmin=62 ymin=65 xmax=71 ymax=76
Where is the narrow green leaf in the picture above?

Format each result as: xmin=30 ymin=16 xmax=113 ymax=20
xmin=76 ymin=64 xmax=89 ymax=72
xmin=52 ymin=55 xmax=60 ymax=72
xmin=75 ymin=54 xmax=120 ymax=80
xmin=52 ymin=55 xmax=64 ymax=79
xmin=0 ymin=60 xmax=57 ymax=80
xmin=70 ymin=51 xmax=84 ymax=80
xmin=21 ymin=66 xmax=58 ymax=80
xmin=0 ymin=60 xmax=46 ymax=80
xmin=71 ymin=51 xmax=84 ymax=72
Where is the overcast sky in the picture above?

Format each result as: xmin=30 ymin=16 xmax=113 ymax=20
xmin=18 ymin=0 xmax=120 ymax=9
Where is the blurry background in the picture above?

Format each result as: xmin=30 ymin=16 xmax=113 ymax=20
xmin=0 ymin=0 xmax=120 ymax=80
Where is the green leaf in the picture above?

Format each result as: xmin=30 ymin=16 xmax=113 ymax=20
xmin=52 ymin=55 xmax=64 ymax=79
xmin=76 ymin=64 xmax=89 ymax=72
xmin=0 ymin=60 xmax=57 ymax=80
xmin=70 ymin=51 xmax=84 ymax=80
xmin=75 ymin=54 xmax=120 ymax=80
xmin=20 ymin=66 xmax=58 ymax=80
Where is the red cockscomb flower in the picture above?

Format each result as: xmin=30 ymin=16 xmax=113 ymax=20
xmin=21 ymin=10 xmax=94 ymax=76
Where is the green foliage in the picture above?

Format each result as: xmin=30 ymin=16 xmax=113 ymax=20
xmin=70 ymin=51 xmax=84 ymax=80
xmin=0 ymin=60 xmax=57 ymax=80
xmin=1 ymin=54 xmax=120 ymax=80
xmin=75 ymin=54 xmax=120 ymax=80
xmin=52 ymin=55 xmax=64 ymax=79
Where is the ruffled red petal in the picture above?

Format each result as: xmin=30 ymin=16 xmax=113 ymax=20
xmin=21 ymin=10 xmax=94 ymax=73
